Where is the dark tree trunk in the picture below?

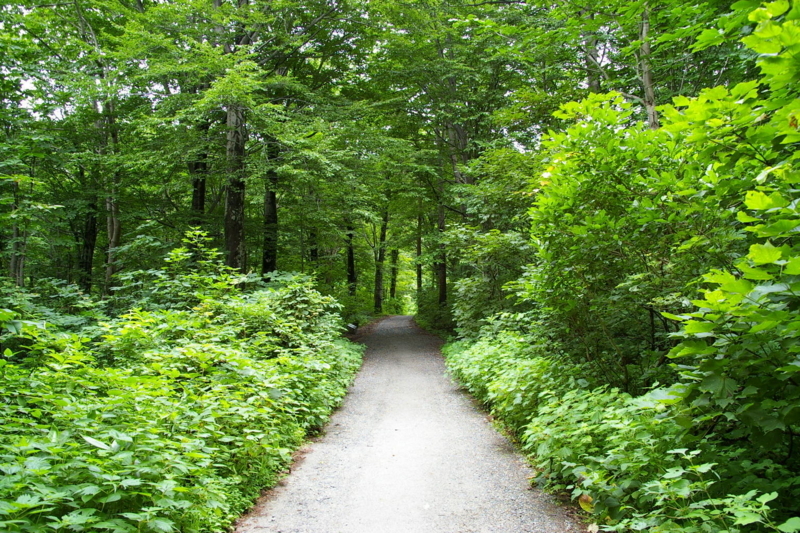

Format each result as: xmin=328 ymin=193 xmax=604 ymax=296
xmin=77 ymin=195 xmax=98 ymax=292
xmin=8 ymin=180 xmax=26 ymax=287
xmin=346 ymin=224 xmax=357 ymax=296
xmin=436 ymin=203 xmax=447 ymax=306
xmin=189 ymin=162 xmax=207 ymax=225
xmin=188 ymin=121 xmax=208 ymax=228
xmin=187 ymin=110 xmax=210 ymax=228
xmin=224 ymin=103 xmax=247 ymax=271
xmin=261 ymin=141 xmax=279 ymax=277
xmin=101 ymin=101 xmax=122 ymax=296
xmin=309 ymin=228 xmax=319 ymax=264
xmin=373 ymin=210 xmax=389 ymax=314
xmin=389 ymin=248 xmax=399 ymax=299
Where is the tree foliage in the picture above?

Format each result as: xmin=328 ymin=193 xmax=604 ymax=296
xmin=4 ymin=0 xmax=800 ymax=530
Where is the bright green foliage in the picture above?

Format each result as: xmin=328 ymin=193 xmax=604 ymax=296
xmin=515 ymin=93 xmax=739 ymax=392
xmin=0 ymin=241 xmax=362 ymax=533
xmin=445 ymin=334 xmax=797 ymax=532
xmin=442 ymin=1 xmax=800 ymax=531
xmin=650 ymin=1 xmax=800 ymax=519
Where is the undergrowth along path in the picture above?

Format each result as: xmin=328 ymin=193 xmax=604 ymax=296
xmin=235 ymin=315 xmax=583 ymax=533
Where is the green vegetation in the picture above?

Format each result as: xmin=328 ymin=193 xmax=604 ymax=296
xmin=442 ymin=1 xmax=800 ymax=531
xmin=0 ymin=235 xmax=363 ymax=532
xmin=4 ymin=0 xmax=800 ymax=530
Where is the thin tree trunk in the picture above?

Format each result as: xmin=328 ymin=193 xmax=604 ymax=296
xmin=104 ymin=193 xmax=121 ymax=293
xmin=188 ymin=122 xmax=210 ymax=227
xmin=389 ymin=248 xmax=399 ymax=299
xmin=373 ymin=209 xmax=389 ymax=314
xmin=8 ymin=179 xmax=26 ymax=287
xmin=261 ymin=186 xmax=278 ymax=276
xmin=446 ymin=122 xmax=470 ymax=184
xmin=583 ymin=11 xmax=601 ymax=92
xmin=224 ymin=103 xmax=247 ymax=271
xmin=77 ymin=191 xmax=98 ymax=292
xmin=346 ymin=223 xmax=357 ymax=296
xmin=309 ymin=228 xmax=319 ymax=264
xmin=436 ymin=203 xmax=446 ymax=306
xmin=640 ymin=6 xmax=659 ymax=130
xmin=189 ymin=160 xmax=207 ymax=227
xmin=9 ymin=224 xmax=26 ymax=287
xmin=261 ymin=141 xmax=279 ymax=277
xmin=103 ymin=103 xmax=121 ymax=296
xmin=416 ymin=213 xmax=423 ymax=296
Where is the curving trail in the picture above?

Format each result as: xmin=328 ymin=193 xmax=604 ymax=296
xmin=235 ymin=315 xmax=583 ymax=533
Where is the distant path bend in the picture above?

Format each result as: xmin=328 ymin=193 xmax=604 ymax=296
xmin=235 ymin=315 xmax=583 ymax=533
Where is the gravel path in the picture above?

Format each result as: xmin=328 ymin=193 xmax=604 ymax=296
xmin=235 ymin=315 xmax=584 ymax=533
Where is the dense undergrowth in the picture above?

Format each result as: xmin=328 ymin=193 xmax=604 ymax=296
xmin=444 ymin=326 xmax=800 ymax=533
xmin=439 ymin=2 xmax=800 ymax=532
xmin=0 ymin=233 xmax=363 ymax=533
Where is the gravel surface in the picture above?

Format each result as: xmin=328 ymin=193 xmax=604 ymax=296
xmin=235 ymin=315 xmax=584 ymax=533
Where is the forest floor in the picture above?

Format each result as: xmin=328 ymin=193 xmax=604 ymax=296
xmin=234 ymin=315 xmax=584 ymax=533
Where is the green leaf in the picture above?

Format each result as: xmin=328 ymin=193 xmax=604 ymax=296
xmin=778 ymin=517 xmax=800 ymax=532
xmin=745 ymin=191 xmax=774 ymax=210
xmin=685 ymin=321 xmax=716 ymax=334
xmin=700 ymin=374 xmax=739 ymax=396
xmin=766 ymin=0 xmax=790 ymax=17
xmin=147 ymin=519 xmax=175 ymax=533
xmin=663 ymin=467 xmax=686 ymax=479
xmin=82 ymin=436 xmax=111 ymax=450
xmin=749 ymin=243 xmax=782 ymax=264
xmin=739 ymin=264 xmax=774 ymax=280
xmin=734 ymin=511 xmax=764 ymax=525
xmin=759 ymin=219 xmax=800 ymax=236
xmin=785 ymin=256 xmax=800 ymax=275
xmin=738 ymin=211 xmax=761 ymax=223
xmin=757 ymin=492 xmax=778 ymax=504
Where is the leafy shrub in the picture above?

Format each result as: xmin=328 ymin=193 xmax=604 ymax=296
xmin=0 ymin=249 xmax=363 ymax=533
xmin=443 ymin=320 xmax=800 ymax=531
xmin=109 ymin=230 xmax=245 ymax=312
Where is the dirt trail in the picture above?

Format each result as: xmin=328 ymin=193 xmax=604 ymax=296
xmin=235 ymin=315 xmax=583 ymax=533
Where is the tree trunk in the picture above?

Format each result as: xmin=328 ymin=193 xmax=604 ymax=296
xmin=77 ymin=193 xmax=98 ymax=292
xmin=190 ymin=168 xmax=206 ymax=226
xmin=8 ymin=180 xmax=26 ymax=287
xmin=640 ymin=6 xmax=659 ymax=130
xmin=224 ymin=103 xmax=247 ymax=271
xmin=309 ymin=228 xmax=319 ymax=264
xmin=104 ymin=193 xmax=121 ymax=293
xmin=373 ymin=210 xmax=389 ymax=314
xmin=446 ymin=121 xmax=470 ymax=184
xmin=436 ymin=203 xmax=446 ymax=306
xmin=583 ymin=11 xmax=601 ymax=92
xmin=346 ymin=223 xmax=357 ymax=296
xmin=9 ymin=224 xmax=26 ymax=287
xmin=389 ymin=248 xmax=399 ymax=299
xmin=188 ymin=123 xmax=209 ymax=227
xmin=416 ymin=213 xmax=423 ymax=296
xmin=261 ymin=141 xmax=279 ymax=277
xmin=102 ymin=104 xmax=121 ymax=296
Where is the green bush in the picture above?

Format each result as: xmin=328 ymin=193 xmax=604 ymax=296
xmin=443 ymin=328 xmax=799 ymax=532
xmin=0 ymin=241 xmax=364 ymax=533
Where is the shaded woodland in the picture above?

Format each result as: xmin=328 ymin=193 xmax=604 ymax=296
xmin=3 ymin=0 xmax=800 ymax=531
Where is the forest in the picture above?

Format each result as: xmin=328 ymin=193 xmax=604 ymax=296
xmin=2 ymin=0 xmax=800 ymax=531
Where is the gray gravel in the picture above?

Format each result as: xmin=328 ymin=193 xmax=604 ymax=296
xmin=235 ymin=315 xmax=584 ymax=533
